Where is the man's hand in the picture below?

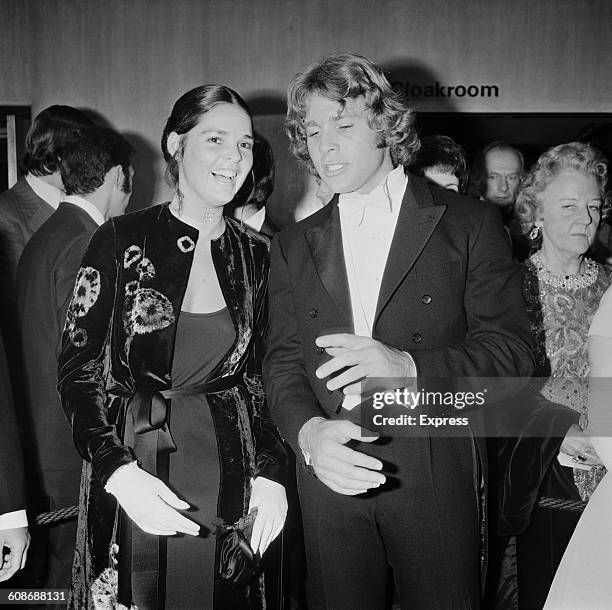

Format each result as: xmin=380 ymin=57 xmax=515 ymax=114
xmin=0 ymin=527 xmax=29 ymax=582
xmin=299 ymin=418 xmax=386 ymax=495
xmin=315 ymin=334 xmax=415 ymax=395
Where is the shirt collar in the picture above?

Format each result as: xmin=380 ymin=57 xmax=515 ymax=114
xmin=25 ymin=174 xmax=63 ymax=210
xmin=62 ymin=194 xmax=106 ymax=226
xmin=338 ymin=165 xmax=407 ymax=224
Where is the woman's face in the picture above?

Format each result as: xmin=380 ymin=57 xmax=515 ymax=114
xmin=538 ymin=168 xmax=602 ymax=258
xmin=173 ymin=103 xmax=253 ymax=207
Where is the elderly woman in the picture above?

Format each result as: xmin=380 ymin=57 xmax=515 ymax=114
xmin=497 ymin=142 xmax=611 ymax=609
xmin=58 ymin=85 xmax=288 ymax=609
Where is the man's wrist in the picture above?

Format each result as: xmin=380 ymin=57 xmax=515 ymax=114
xmin=298 ymin=417 xmax=326 ymax=466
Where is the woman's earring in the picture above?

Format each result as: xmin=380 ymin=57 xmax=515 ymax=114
xmin=176 ymin=185 xmax=184 ymax=215
xmin=529 ymin=224 xmax=542 ymax=240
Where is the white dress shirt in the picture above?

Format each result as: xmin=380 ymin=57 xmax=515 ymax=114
xmin=25 ymin=173 xmax=63 ymax=210
xmin=337 ymin=165 xmax=414 ymax=410
xmin=62 ymin=194 xmax=105 ymax=226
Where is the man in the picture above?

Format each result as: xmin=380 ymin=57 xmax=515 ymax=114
xmin=264 ymin=53 xmax=534 ymax=609
xmin=0 ymin=106 xmax=95 ymax=338
xmin=470 ymin=142 xmax=528 ymax=260
xmin=0 ymin=333 xmax=29 ymax=584
xmin=409 ymin=134 xmax=469 ymax=193
xmin=16 ymin=126 xmax=133 ymax=593
xmin=470 ymin=141 xmax=524 ymax=209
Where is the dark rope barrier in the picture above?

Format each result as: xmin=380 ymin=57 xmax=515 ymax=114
xmin=33 ymin=505 xmax=78 ymax=526
xmin=537 ymin=496 xmax=587 ymax=513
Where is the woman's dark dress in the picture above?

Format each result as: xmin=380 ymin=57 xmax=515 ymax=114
xmin=131 ymin=308 xmax=239 ymax=609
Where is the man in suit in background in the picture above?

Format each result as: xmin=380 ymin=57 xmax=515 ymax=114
xmin=0 ymin=105 xmax=95 ymax=338
xmin=17 ymin=126 xmax=133 ymax=593
xmin=264 ymin=53 xmax=534 ymax=609
xmin=0 ymin=331 xmax=29 ymax=584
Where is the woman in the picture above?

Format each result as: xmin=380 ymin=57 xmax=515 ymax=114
xmin=543 ymin=285 xmax=612 ymax=608
xmin=497 ymin=142 xmax=611 ymax=608
xmin=58 ymin=85 xmax=288 ymax=609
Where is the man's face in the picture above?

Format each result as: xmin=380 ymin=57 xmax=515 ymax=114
xmin=304 ymin=94 xmax=393 ymax=194
xmin=483 ymin=148 xmax=522 ymax=207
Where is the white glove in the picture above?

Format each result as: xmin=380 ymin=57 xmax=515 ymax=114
xmin=105 ymin=462 xmax=199 ymax=536
xmin=248 ymin=476 xmax=287 ymax=556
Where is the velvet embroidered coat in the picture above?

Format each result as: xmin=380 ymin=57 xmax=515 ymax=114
xmin=57 ymin=204 xmax=287 ymax=609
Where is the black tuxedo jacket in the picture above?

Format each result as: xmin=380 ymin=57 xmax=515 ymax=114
xmin=264 ymin=174 xmax=535 ymax=453
xmin=16 ymin=202 xmax=98 ymax=500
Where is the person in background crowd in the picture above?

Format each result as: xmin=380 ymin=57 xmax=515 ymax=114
xmin=229 ymin=133 xmax=279 ymax=237
xmin=496 ymin=142 xmax=611 ymax=609
xmin=0 ymin=332 xmax=29 ymax=584
xmin=264 ymin=52 xmax=534 ymax=610
xmin=578 ymin=123 xmax=612 ymax=264
xmin=0 ymin=106 xmax=95 ymax=342
xmin=16 ymin=126 xmax=134 ymax=596
xmin=409 ymin=134 xmax=469 ymax=193
xmin=57 ymin=85 xmax=287 ymax=609
xmin=470 ymin=141 xmax=528 ymax=259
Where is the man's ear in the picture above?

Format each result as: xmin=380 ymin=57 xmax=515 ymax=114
xmin=167 ymin=131 xmax=181 ymax=157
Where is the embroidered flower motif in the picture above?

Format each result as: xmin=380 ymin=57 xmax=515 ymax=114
xmin=128 ymin=288 xmax=175 ymax=335
xmin=90 ymin=544 xmax=139 ymax=609
xmin=64 ymin=266 xmax=101 ymax=348
xmin=69 ymin=328 xmax=88 ymax=348
xmin=125 ymin=280 xmax=138 ymax=296
xmin=70 ymin=267 xmax=101 ymax=318
xmin=123 ymin=245 xmax=142 ymax=269
xmin=136 ymin=257 xmax=155 ymax=280
xmin=177 ymin=235 xmax=195 ymax=253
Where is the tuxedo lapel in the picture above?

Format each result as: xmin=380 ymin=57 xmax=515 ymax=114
xmin=304 ymin=198 xmax=353 ymax=329
xmin=375 ymin=176 xmax=446 ymax=324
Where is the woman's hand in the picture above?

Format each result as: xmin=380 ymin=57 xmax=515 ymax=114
xmin=560 ymin=424 xmax=602 ymax=466
xmin=105 ymin=462 xmax=200 ymax=536
xmin=248 ymin=477 xmax=287 ymax=556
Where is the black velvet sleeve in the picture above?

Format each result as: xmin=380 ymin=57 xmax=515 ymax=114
xmin=57 ymin=221 xmax=136 ymax=487
xmin=246 ymin=238 xmax=288 ymax=487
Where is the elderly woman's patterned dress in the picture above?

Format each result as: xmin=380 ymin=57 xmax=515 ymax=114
xmin=500 ymin=256 xmax=611 ymax=609
xmin=58 ymin=204 xmax=287 ymax=609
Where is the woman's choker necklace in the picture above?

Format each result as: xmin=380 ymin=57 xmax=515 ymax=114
xmin=170 ymin=201 xmax=224 ymax=226
xmin=530 ymin=250 xmax=598 ymax=290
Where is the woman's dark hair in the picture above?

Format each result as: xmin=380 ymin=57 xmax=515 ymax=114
xmin=21 ymin=105 xmax=95 ymax=176
xmin=231 ymin=133 xmax=275 ymax=210
xmin=161 ymin=85 xmax=252 ymax=190
xmin=286 ymin=52 xmax=420 ymax=174
xmin=409 ymin=134 xmax=469 ymax=193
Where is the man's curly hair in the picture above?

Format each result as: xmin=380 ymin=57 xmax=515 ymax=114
xmin=285 ymin=53 xmax=420 ymax=174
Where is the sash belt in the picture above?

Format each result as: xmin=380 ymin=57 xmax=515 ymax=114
xmin=117 ymin=373 xmax=242 ymax=609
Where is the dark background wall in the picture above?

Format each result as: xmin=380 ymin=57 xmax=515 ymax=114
xmin=1 ymin=0 xmax=611 ymax=224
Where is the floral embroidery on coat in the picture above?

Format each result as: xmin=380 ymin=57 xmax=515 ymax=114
xmin=124 ymin=287 xmax=174 ymax=335
xmin=65 ymin=266 xmax=101 ymax=347
xmin=90 ymin=544 xmax=138 ymax=610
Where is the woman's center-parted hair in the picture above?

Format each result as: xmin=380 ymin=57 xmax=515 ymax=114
xmin=285 ymin=52 xmax=420 ymax=175
xmin=514 ymin=142 xmax=610 ymax=237
xmin=161 ymin=85 xmax=253 ymax=191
